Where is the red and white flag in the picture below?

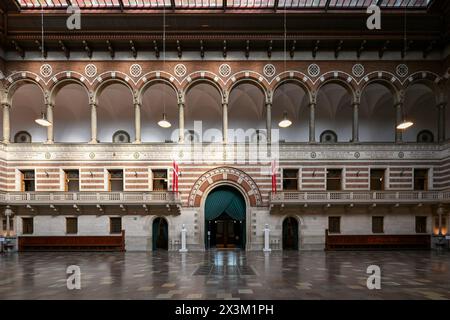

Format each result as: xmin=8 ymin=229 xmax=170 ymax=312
xmin=271 ymin=159 xmax=277 ymax=193
xmin=172 ymin=161 xmax=180 ymax=192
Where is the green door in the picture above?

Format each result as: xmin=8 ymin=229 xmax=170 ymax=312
xmin=205 ymin=186 xmax=246 ymax=249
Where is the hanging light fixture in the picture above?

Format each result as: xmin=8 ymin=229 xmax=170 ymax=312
xmin=396 ymin=118 xmax=413 ymax=130
xmin=35 ymin=112 xmax=52 ymax=127
xmin=278 ymin=9 xmax=292 ymax=129
xmin=278 ymin=111 xmax=292 ymax=128
xmin=158 ymin=113 xmax=172 ymax=128
xmin=158 ymin=4 xmax=171 ymax=129
xmin=35 ymin=7 xmax=52 ymax=127
xmin=397 ymin=8 xmax=413 ymax=131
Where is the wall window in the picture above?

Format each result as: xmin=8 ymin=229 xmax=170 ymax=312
xmin=282 ymin=169 xmax=299 ymax=191
xmin=152 ymin=170 xmax=168 ymax=191
xmin=14 ymin=131 xmax=32 ymax=143
xmin=326 ymin=169 xmax=342 ymax=191
xmin=372 ymin=216 xmax=384 ymax=234
xmin=64 ymin=170 xmax=80 ymax=192
xmin=415 ymin=216 xmax=427 ymax=234
xmin=20 ymin=170 xmax=35 ymax=192
xmin=110 ymin=217 xmax=122 ymax=234
xmin=22 ymin=217 xmax=33 ymax=235
xmin=66 ymin=217 xmax=78 ymax=234
xmin=108 ymin=169 xmax=124 ymax=192
xmin=328 ymin=216 xmax=341 ymax=234
xmin=414 ymin=169 xmax=428 ymax=191
xmin=370 ymin=169 xmax=385 ymax=191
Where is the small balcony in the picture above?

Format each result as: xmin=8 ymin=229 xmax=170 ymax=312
xmin=270 ymin=190 xmax=450 ymax=207
xmin=0 ymin=191 xmax=181 ymax=206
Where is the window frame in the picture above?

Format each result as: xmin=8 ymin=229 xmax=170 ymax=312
xmin=328 ymin=216 xmax=341 ymax=234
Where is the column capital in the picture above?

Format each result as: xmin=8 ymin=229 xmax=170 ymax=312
xmin=437 ymin=101 xmax=447 ymax=108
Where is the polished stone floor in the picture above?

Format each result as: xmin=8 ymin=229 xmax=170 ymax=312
xmin=0 ymin=250 xmax=449 ymax=300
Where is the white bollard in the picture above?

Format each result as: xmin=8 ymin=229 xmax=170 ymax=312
xmin=263 ymin=223 xmax=271 ymax=252
xmin=179 ymin=224 xmax=188 ymax=253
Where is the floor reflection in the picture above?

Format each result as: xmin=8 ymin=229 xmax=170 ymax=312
xmin=0 ymin=250 xmax=449 ymax=300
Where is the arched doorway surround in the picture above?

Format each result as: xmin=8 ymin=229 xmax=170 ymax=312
xmin=188 ymin=167 xmax=262 ymax=251
xmin=152 ymin=217 xmax=168 ymax=251
xmin=282 ymin=217 xmax=299 ymax=250
xmin=204 ymin=186 xmax=246 ymax=249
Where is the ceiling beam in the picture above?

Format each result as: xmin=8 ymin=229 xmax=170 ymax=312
xmin=245 ymin=40 xmax=250 ymax=59
xmin=35 ymin=40 xmax=47 ymax=58
xmin=153 ymin=40 xmax=160 ymax=58
xmin=325 ymin=0 xmax=331 ymax=12
xmin=223 ymin=40 xmax=227 ymax=58
xmin=82 ymin=40 xmax=92 ymax=58
xmin=357 ymin=40 xmax=366 ymax=58
xmin=130 ymin=40 xmax=137 ymax=58
xmin=200 ymin=40 xmax=205 ymax=58
xmin=170 ymin=0 xmax=176 ymax=11
xmin=274 ymin=0 xmax=279 ymax=12
xmin=59 ymin=40 xmax=70 ymax=59
xmin=378 ymin=40 xmax=389 ymax=58
xmin=290 ymin=40 xmax=296 ymax=58
xmin=106 ymin=40 xmax=114 ymax=58
xmin=267 ymin=40 xmax=273 ymax=58
xmin=312 ymin=40 xmax=320 ymax=58
xmin=11 ymin=40 xmax=24 ymax=58
xmin=176 ymin=40 xmax=182 ymax=58
xmin=118 ymin=0 xmax=124 ymax=12
xmin=334 ymin=40 xmax=343 ymax=58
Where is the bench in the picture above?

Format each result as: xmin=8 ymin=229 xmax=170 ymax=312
xmin=325 ymin=230 xmax=430 ymax=250
xmin=18 ymin=230 xmax=125 ymax=252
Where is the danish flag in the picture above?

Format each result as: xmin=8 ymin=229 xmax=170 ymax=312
xmin=271 ymin=159 xmax=277 ymax=193
xmin=172 ymin=161 xmax=180 ymax=192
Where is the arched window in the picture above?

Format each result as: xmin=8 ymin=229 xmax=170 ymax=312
xmin=417 ymin=130 xmax=434 ymax=143
xmin=14 ymin=131 xmax=32 ymax=143
xmin=112 ymin=130 xmax=130 ymax=143
xmin=320 ymin=130 xmax=338 ymax=143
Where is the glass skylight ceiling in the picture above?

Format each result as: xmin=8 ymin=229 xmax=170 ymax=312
xmin=15 ymin=0 xmax=433 ymax=10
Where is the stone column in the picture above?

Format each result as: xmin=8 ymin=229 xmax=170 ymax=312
xmin=437 ymin=205 xmax=444 ymax=236
xmin=222 ymin=103 xmax=228 ymax=143
xmin=4 ymin=206 xmax=13 ymax=237
xmin=178 ymin=102 xmax=185 ymax=143
xmin=352 ymin=102 xmax=359 ymax=143
xmin=309 ymin=103 xmax=316 ymax=143
xmin=2 ymin=104 xmax=11 ymax=144
xmin=89 ymin=103 xmax=98 ymax=143
xmin=266 ymin=102 xmax=272 ymax=143
xmin=263 ymin=224 xmax=271 ymax=252
xmin=394 ymin=102 xmax=403 ymax=143
xmin=437 ymin=103 xmax=446 ymax=143
xmin=46 ymin=104 xmax=54 ymax=143
xmin=134 ymin=102 xmax=141 ymax=143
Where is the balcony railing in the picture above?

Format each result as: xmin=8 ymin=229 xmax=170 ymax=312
xmin=0 ymin=191 xmax=181 ymax=205
xmin=270 ymin=190 xmax=450 ymax=205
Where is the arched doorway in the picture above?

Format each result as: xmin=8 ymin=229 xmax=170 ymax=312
xmin=282 ymin=217 xmax=299 ymax=250
xmin=152 ymin=217 xmax=168 ymax=251
xmin=205 ymin=186 xmax=246 ymax=249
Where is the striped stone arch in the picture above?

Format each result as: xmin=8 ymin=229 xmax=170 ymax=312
xmin=404 ymin=71 xmax=443 ymax=91
xmin=314 ymin=71 xmax=358 ymax=101
xmin=188 ymin=167 xmax=262 ymax=207
xmin=5 ymin=73 xmax=47 ymax=104
xmin=224 ymin=71 xmax=270 ymax=100
xmin=359 ymin=71 xmax=403 ymax=95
